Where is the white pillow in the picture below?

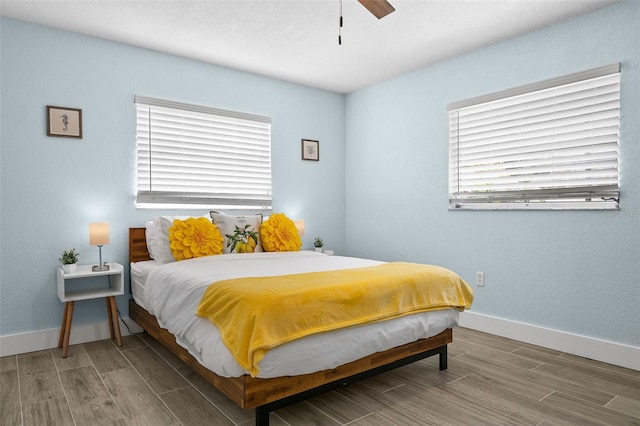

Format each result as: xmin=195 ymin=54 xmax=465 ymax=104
xmin=210 ymin=211 xmax=263 ymax=253
xmin=144 ymin=221 xmax=156 ymax=259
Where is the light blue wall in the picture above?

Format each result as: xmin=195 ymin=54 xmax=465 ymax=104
xmin=345 ymin=1 xmax=639 ymax=347
xmin=2 ymin=2 xmax=639 ymax=350
xmin=0 ymin=18 xmax=345 ymax=335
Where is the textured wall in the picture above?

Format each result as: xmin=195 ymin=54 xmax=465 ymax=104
xmin=344 ymin=1 xmax=639 ymax=347
xmin=0 ymin=18 xmax=345 ymax=335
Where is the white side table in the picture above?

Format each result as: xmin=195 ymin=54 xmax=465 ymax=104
xmin=56 ymin=263 xmax=124 ymax=357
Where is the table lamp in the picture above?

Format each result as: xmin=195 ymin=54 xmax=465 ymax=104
xmin=89 ymin=222 xmax=110 ymax=271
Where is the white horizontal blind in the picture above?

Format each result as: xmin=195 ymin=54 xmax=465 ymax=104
xmin=135 ymin=96 xmax=272 ymax=210
xmin=448 ymin=65 xmax=620 ymax=210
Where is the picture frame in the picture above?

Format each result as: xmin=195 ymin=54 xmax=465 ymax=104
xmin=47 ymin=106 xmax=82 ymax=138
xmin=301 ymin=139 xmax=319 ymax=161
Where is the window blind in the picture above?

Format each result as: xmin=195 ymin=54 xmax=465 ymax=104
xmin=448 ymin=64 xmax=620 ymax=210
xmin=135 ymin=96 xmax=272 ymax=210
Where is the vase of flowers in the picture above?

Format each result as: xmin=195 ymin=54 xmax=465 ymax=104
xmin=59 ymin=248 xmax=79 ymax=273
xmin=314 ymin=236 xmax=324 ymax=252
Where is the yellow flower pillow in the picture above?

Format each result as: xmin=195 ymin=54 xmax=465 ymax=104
xmin=259 ymin=213 xmax=302 ymax=252
xmin=168 ymin=217 xmax=224 ymax=261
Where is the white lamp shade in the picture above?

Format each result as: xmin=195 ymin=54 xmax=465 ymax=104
xmin=89 ymin=222 xmax=110 ymax=246
xmin=294 ymin=220 xmax=305 ymax=237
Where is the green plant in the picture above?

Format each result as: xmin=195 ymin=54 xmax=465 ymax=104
xmin=313 ymin=236 xmax=324 ymax=248
xmin=59 ymin=248 xmax=79 ymax=265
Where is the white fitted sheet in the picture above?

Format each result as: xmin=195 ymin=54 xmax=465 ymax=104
xmin=133 ymin=251 xmax=459 ymax=378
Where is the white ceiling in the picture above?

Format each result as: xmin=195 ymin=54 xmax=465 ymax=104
xmin=0 ymin=0 xmax=617 ymax=93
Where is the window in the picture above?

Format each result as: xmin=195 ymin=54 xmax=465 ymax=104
xmin=448 ymin=64 xmax=620 ymax=210
xmin=135 ymin=96 xmax=272 ymax=210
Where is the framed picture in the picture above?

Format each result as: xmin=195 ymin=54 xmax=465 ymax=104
xmin=301 ymin=139 xmax=319 ymax=161
xmin=47 ymin=106 xmax=82 ymax=138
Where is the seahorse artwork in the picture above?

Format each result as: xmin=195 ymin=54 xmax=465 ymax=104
xmin=60 ymin=113 xmax=69 ymax=131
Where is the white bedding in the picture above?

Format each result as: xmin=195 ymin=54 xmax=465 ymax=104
xmin=133 ymin=251 xmax=459 ymax=378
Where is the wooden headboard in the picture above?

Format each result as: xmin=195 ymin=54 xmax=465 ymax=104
xmin=129 ymin=228 xmax=152 ymax=263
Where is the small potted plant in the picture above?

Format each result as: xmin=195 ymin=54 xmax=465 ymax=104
xmin=59 ymin=249 xmax=79 ymax=273
xmin=313 ymin=236 xmax=324 ymax=252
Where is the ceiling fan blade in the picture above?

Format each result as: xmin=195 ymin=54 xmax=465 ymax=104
xmin=357 ymin=0 xmax=395 ymax=19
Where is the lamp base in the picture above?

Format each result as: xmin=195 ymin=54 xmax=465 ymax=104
xmin=92 ymin=264 xmax=110 ymax=272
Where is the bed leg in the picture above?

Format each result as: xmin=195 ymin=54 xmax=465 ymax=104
xmin=255 ymin=406 xmax=270 ymax=426
xmin=439 ymin=345 xmax=448 ymax=370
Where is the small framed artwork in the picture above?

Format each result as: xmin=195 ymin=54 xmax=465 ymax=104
xmin=47 ymin=106 xmax=82 ymax=138
xmin=301 ymin=139 xmax=319 ymax=161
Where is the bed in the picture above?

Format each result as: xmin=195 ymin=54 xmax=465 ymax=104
xmin=128 ymin=226 xmax=471 ymax=425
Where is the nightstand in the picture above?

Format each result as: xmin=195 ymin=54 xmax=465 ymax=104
xmin=56 ymin=263 xmax=124 ymax=357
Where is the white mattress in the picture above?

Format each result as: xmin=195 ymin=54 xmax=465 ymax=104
xmin=130 ymin=260 xmax=155 ymax=311
xmin=131 ymin=251 xmax=459 ymax=378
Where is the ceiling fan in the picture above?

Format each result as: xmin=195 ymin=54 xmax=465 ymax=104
xmin=357 ymin=0 xmax=395 ymax=19
xmin=338 ymin=0 xmax=395 ymax=44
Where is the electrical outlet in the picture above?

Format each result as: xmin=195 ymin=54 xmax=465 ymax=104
xmin=475 ymin=272 xmax=485 ymax=287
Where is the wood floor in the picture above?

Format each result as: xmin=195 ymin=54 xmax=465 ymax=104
xmin=1 ymin=327 xmax=639 ymax=425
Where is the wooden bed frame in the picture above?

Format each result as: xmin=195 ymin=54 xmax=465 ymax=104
xmin=128 ymin=227 xmax=453 ymax=425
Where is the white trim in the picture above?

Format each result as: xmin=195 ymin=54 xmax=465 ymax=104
xmin=451 ymin=201 xmax=618 ymax=211
xmin=447 ymin=63 xmax=620 ymax=111
xmin=134 ymin=95 xmax=272 ymax=124
xmin=0 ymin=318 xmax=143 ymax=357
xmin=459 ymin=311 xmax=639 ymax=371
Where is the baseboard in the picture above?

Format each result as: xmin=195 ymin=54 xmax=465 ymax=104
xmin=459 ymin=311 xmax=640 ymax=371
xmin=3 ymin=314 xmax=638 ymax=371
xmin=0 ymin=318 xmax=143 ymax=357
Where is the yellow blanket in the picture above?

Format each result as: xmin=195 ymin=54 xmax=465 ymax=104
xmin=195 ymin=262 xmax=473 ymax=376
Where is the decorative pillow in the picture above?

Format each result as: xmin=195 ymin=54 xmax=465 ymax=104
xmin=210 ymin=211 xmax=263 ymax=254
xmin=259 ymin=213 xmax=302 ymax=252
xmin=151 ymin=216 xmax=193 ymax=263
xmin=168 ymin=217 xmax=224 ymax=261
xmin=148 ymin=215 xmax=209 ymax=263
